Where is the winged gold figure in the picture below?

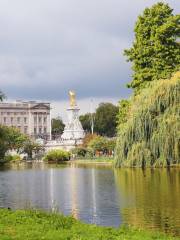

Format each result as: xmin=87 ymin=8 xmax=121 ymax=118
xmin=69 ymin=91 xmax=76 ymax=107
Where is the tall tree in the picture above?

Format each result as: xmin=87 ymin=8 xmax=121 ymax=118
xmin=0 ymin=126 xmax=28 ymax=161
xmin=51 ymin=117 xmax=65 ymax=139
xmin=124 ymin=2 xmax=180 ymax=91
xmin=79 ymin=113 xmax=94 ymax=133
xmin=23 ymin=140 xmax=43 ymax=159
xmin=80 ymin=103 xmax=118 ymax=137
xmin=94 ymin=103 xmax=118 ymax=137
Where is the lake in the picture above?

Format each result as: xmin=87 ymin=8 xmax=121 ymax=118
xmin=0 ymin=163 xmax=179 ymax=236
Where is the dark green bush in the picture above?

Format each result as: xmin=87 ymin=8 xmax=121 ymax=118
xmin=4 ymin=154 xmax=22 ymax=162
xmin=71 ymin=147 xmax=87 ymax=157
xmin=44 ymin=149 xmax=70 ymax=162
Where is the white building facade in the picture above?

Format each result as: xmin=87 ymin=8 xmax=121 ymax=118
xmin=0 ymin=101 xmax=51 ymax=140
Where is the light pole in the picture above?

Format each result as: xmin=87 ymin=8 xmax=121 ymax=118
xmin=90 ymin=99 xmax=95 ymax=135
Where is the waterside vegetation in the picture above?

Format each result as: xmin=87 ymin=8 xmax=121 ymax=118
xmin=43 ymin=149 xmax=70 ymax=163
xmin=115 ymin=72 xmax=180 ymax=167
xmin=115 ymin=2 xmax=180 ymax=168
xmin=0 ymin=209 xmax=178 ymax=240
xmin=0 ymin=124 xmax=43 ymax=165
xmin=71 ymin=134 xmax=116 ymax=161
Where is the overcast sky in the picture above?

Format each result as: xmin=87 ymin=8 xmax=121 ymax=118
xmin=0 ymin=0 xmax=178 ymax=119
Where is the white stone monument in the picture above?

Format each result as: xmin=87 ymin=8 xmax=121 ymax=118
xmin=61 ymin=91 xmax=85 ymax=142
xmin=44 ymin=91 xmax=85 ymax=152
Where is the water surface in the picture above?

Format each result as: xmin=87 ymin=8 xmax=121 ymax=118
xmin=0 ymin=163 xmax=179 ymax=236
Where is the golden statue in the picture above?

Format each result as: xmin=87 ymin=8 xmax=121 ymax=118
xmin=69 ymin=90 xmax=76 ymax=107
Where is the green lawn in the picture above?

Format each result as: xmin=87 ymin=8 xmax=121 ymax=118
xmin=0 ymin=209 xmax=178 ymax=240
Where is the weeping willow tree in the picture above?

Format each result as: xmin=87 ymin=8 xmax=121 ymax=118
xmin=115 ymin=72 xmax=180 ymax=167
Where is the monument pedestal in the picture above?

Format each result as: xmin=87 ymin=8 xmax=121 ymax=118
xmin=61 ymin=106 xmax=85 ymax=142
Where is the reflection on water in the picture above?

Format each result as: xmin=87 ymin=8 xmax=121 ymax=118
xmin=114 ymin=168 xmax=180 ymax=236
xmin=0 ymin=163 xmax=120 ymax=227
xmin=0 ymin=163 xmax=180 ymax=235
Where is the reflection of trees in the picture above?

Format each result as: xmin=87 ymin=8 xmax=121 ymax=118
xmin=114 ymin=168 xmax=180 ymax=235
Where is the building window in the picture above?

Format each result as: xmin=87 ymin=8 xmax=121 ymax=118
xmin=4 ymin=117 xmax=6 ymax=123
xmin=39 ymin=127 xmax=42 ymax=134
xmin=24 ymin=117 xmax=27 ymax=124
xmin=17 ymin=117 xmax=20 ymax=123
xmin=34 ymin=127 xmax=37 ymax=134
xmin=44 ymin=127 xmax=47 ymax=133
xmin=24 ymin=127 xmax=28 ymax=134
xmin=34 ymin=117 xmax=37 ymax=123
xmin=1 ymin=112 xmax=3 ymax=115
xmin=38 ymin=117 xmax=42 ymax=123
xmin=7 ymin=112 xmax=10 ymax=115
xmin=11 ymin=117 xmax=13 ymax=123
xmin=44 ymin=117 xmax=47 ymax=123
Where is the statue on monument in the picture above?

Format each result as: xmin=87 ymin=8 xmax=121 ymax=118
xmin=69 ymin=91 xmax=76 ymax=107
xmin=61 ymin=91 xmax=85 ymax=141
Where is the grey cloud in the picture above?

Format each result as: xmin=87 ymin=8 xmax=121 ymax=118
xmin=0 ymin=0 xmax=178 ymax=102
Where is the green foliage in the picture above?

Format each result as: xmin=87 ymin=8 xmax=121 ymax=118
xmin=88 ymin=136 xmax=108 ymax=153
xmin=71 ymin=146 xmax=94 ymax=158
xmin=0 ymin=126 xmax=9 ymax=160
xmin=117 ymin=99 xmax=131 ymax=126
xmin=44 ymin=149 xmax=70 ymax=162
xmin=115 ymin=72 xmax=180 ymax=167
xmin=94 ymin=103 xmax=119 ymax=137
xmin=51 ymin=117 xmax=65 ymax=139
xmin=81 ymin=133 xmax=98 ymax=148
xmin=124 ymin=2 xmax=180 ymax=91
xmin=23 ymin=140 xmax=43 ymax=159
xmin=80 ymin=103 xmax=118 ymax=137
xmin=5 ymin=127 xmax=28 ymax=151
xmin=4 ymin=154 xmax=22 ymax=162
xmin=71 ymin=147 xmax=88 ymax=157
xmin=79 ymin=113 xmax=93 ymax=133
xmin=0 ymin=209 xmax=177 ymax=240
xmin=0 ymin=126 xmax=28 ymax=163
xmin=88 ymin=135 xmax=116 ymax=154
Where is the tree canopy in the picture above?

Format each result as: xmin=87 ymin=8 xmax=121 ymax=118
xmin=117 ymin=99 xmax=130 ymax=126
xmin=94 ymin=103 xmax=118 ymax=137
xmin=79 ymin=113 xmax=92 ymax=133
xmin=23 ymin=140 xmax=43 ymax=159
xmin=0 ymin=126 xmax=28 ymax=162
xmin=115 ymin=72 xmax=180 ymax=167
xmin=124 ymin=2 xmax=180 ymax=91
xmin=80 ymin=102 xmax=118 ymax=137
xmin=51 ymin=117 xmax=65 ymax=139
xmin=88 ymin=135 xmax=116 ymax=154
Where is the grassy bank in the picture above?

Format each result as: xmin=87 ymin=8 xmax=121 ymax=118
xmin=69 ymin=157 xmax=114 ymax=165
xmin=0 ymin=209 xmax=178 ymax=240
